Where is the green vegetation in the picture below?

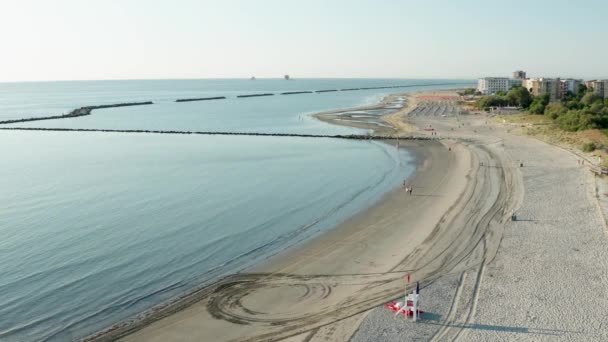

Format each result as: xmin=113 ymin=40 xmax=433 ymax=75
xmin=544 ymin=87 xmax=608 ymax=132
xmin=474 ymin=86 xmax=532 ymax=110
xmin=582 ymin=142 xmax=597 ymax=152
xmin=478 ymin=84 xmax=608 ymax=132
xmin=529 ymin=93 xmax=550 ymax=114
xmin=462 ymin=88 xmax=476 ymax=95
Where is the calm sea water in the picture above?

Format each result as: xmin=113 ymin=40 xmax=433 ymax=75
xmin=0 ymin=79 xmax=471 ymax=341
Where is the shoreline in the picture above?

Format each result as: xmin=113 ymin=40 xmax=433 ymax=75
xmin=313 ymin=93 xmax=413 ymax=135
xmin=98 ymin=88 xmax=477 ymax=342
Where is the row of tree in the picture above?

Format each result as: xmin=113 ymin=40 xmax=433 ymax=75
xmin=474 ymin=86 xmax=532 ymax=110
xmin=545 ymin=89 xmax=608 ymax=131
xmin=475 ymin=85 xmax=608 ymax=131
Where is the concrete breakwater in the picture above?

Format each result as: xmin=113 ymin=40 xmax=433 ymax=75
xmin=227 ymin=82 xmax=470 ymax=100
xmin=236 ymin=93 xmax=274 ymax=98
xmin=0 ymin=102 xmax=153 ymax=125
xmin=175 ymin=97 xmax=226 ymax=102
xmin=281 ymin=91 xmax=313 ymax=95
xmin=0 ymin=126 xmax=435 ymax=141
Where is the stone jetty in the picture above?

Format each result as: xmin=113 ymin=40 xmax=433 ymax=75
xmin=0 ymin=102 xmax=153 ymax=125
xmin=281 ymin=91 xmax=313 ymax=95
xmin=236 ymin=93 xmax=274 ymax=98
xmin=0 ymin=126 xmax=436 ymax=141
xmin=175 ymin=97 xmax=226 ymax=102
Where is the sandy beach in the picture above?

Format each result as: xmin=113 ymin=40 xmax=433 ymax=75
xmin=96 ymin=89 xmax=608 ymax=341
xmin=351 ymin=92 xmax=608 ymax=341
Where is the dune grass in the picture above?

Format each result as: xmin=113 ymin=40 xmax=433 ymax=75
xmin=495 ymin=113 xmax=608 ymax=167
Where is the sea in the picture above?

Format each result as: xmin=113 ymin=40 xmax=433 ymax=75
xmin=0 ymin=79 xmax=472 ymax=341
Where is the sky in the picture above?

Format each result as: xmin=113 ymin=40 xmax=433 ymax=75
xmin=0 ymin=0 xmax=606 ymax=82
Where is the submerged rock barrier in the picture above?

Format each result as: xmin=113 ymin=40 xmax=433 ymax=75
xmin=340 ymin=88 xmax=361 ymax=91
xmin=236 ymin=93 xmax=274 ymax=98
xmin=0 ymin=126 xmax=436 ymax=141
xmin=281 ymin=91 xmax=313 ymax=95
xmin=315 ymin=89 xmax=338 ymax=93
xmin=0 ymin=102 xmax=154 ymax=125
xmin=175 ymin=97 xmax=226 ymax=102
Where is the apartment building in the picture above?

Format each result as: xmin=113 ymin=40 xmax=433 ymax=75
xmin=529 ymin=78 xmax=560 ymax=101
xmin=559 ymin=79 xmax=583 ymax=98
xmin=512 ymin=70 xmax=526 ymax=79
xmin=477 ymin=77 xmax=522 ymax=95
xmin=587 ymin=80 xmax=608 ymax=98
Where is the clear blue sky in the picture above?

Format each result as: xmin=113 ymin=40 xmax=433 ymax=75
xmin=1 ymin=0 xmax=606 ymax=82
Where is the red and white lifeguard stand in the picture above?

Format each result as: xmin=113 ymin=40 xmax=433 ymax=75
xmin=385 ymin=277 xmax=424 ymax=322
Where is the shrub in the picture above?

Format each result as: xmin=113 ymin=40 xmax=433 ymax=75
xmin=544 ymin=102 xmax=566 ymax=119
xmin=582 ymin=142 xmax=597 ymax=152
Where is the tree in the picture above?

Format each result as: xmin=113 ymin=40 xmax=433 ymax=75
xmin=475 ymin=95 xmax=507 ymax=110
xmin=577 ymin=84 xmax=588 ymax=99
xmin=590 ymin=101 xmax=604 ymax=114
xmin=507 ymin=86 xmax=532 ymax=108
xmin=581 ymin=92 xmax=599 ymax=106
xmin=529 ymin=94 xmax=550 ymax=114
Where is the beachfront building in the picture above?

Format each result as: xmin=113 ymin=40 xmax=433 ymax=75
xmin=512 ymin=70 xmax=526 ymax=79
xmin=559 ymin=79 xmax=583 ymax=97
xmin=587 ymin=80 xmax=607 ymax=98
xmin=509 ymin=78 xmax=523 ymax=89
xmin=477 ymin=77 xmax=522 ymax=95
xmin=522 ymin=78 xmax=533 ymax=92
xmin=529 ymin=78 xmax=561 ymax=101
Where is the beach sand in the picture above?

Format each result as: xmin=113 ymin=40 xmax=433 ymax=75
xmin=351 ymin=92 xmax=608 ymax=341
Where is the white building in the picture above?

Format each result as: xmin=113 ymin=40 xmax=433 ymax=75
xmin=587 ymin=80 xmax=607 ymax=98
xmin=477 ymin=77 xmax=522 ymax=95
xmin=560 ymin=79 xmax=583 ymax=97
xmin=522 ymin=78 xmax=533 ymax=91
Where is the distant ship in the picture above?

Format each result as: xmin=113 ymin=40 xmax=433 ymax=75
xmin=250 ymin=76 xmax=256 ymax=80
xmin=284 ymin=74 xmax=290 ymax=80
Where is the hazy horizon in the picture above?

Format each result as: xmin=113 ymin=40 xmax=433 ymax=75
xmin=2 ymin=0 xmax=607 ymax=82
